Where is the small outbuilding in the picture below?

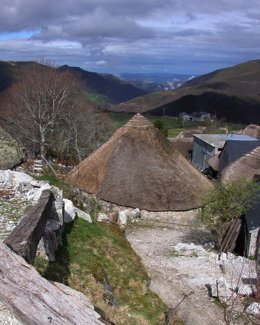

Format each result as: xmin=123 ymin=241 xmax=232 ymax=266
xmin=219 ymin=139 xmax=260 ymax=173
xmin=220 ymin=148 xmax=260 ymax=257
xmin=192 ymin=134 xmax=258 ymax=171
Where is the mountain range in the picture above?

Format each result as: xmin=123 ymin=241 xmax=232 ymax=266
xmin=113 ymin=60 xmax=260 ymax=124
xmin=0 ymin=61 xmax=146 ymax=105
xmin=0 ymin=60 xmax=260 ymax=123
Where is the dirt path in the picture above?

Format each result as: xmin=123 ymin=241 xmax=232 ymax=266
xmin=126 ymin=210 xmax=226 ymax=325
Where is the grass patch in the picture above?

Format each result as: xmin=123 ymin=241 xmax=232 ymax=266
xmin=109 ymin=113 xmax=188 ymax=138
xmin=33 ymin=175 xmax=72 ymax=198
xmin=109 ymin=112 xmax=246 ymax=139
xmin=84 ymin=91 xmax=110 ymax=105
xmin=35 ymin=217 xmax=167 ymax=325
xmin=167 ymin=249 xmax=184 ymax=258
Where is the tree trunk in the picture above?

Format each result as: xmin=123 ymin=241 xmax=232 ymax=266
xmin=39 ymin=127 xmax=45 ymax=157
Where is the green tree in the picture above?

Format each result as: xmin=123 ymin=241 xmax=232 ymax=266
xmin=199 ymin=179 xmax=260 ymax=243
xmin=153 ymin=119 xmax=168 ymax=137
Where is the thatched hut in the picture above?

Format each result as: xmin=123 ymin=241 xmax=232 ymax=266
xmin=170 ymin=128 xmax=202 ymax=159
xmin=243 ymin=124 xmax=260 ymax=139
xmin=66 ymin=114 xmax=212 ymax=211
xmin=221 ymin=147 xmax=260 ymax=182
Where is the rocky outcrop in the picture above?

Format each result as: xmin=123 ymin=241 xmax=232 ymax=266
xmin=0 ymin=128 xmax=26 ymax=169
xmin=0 ymin=170 xmax=64 ymax=262
xmin=0 ymin=243 xmax=104 ymax=325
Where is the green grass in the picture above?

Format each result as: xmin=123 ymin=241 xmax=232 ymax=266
xmin=33 ymin=175 xmax=72 ymax=198
xmin=109 ymin=113 xmax=188 ymax=138
xmin=35 ymin=217 xmax=167 ymax=325
xmin=109 ymin=112 xmax=246 ymax=139
xmin=84 ymin=91 xmax=110 ymax=105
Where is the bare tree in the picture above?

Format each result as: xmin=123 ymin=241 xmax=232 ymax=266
xmin=53 ymin=105 xmax=115 ymax=163
xmin=1 ymin=62 xmax=81 ymax=157
xmin=0 ymin=61 xmax=114 ymax=164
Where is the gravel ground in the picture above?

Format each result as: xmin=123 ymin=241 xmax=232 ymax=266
xmin=126 ymin=210 xmax=257 ymax=325
xmin=0 ymin=188 xmax=30 ymax=242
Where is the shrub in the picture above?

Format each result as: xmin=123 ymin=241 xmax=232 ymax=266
xmin=199 ymin=179 xmax=260 ymax=243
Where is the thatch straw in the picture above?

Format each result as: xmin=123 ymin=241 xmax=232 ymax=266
xmin=66 ymin=114 xmax=212 ymax=211
xmin=221 ymin=146 xmax=260 ymax=182
xmin=243 ymin=124 xmax=260 ymax=139
xmin=207 ymin=155 xmax=220 ymax=171
xmin=176 ymin=128 xmax=202 ymax=138
xmin=170 ymin=138 xmax=193 ymax=159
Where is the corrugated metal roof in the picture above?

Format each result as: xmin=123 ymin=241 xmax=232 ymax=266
xmin=194 ymin=134 xmax=258 ymax=148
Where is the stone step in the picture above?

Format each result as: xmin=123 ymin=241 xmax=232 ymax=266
xmin=33 ymin=167 xmax=43 ymax=171
xmin=34 ymin=160 xmax=43 ymax=164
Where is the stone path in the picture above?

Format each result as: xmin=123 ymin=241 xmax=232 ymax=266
xmin=126 ymin=210 xmax=255 ymax=325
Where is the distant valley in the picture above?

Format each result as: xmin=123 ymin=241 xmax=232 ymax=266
xmin=119 ymin=72 xmax=194 ymax=93
xmin=1 ymin=60 xmax=260 ymax=124
xmin=113 ymin=60 xmax=260 ymax=124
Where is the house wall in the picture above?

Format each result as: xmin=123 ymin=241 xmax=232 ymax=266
xmin=192 ymin=137 xmax=215 ymax=170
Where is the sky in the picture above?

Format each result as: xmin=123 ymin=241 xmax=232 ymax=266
xmin=0 ymin=0 xmax=260 ymax=76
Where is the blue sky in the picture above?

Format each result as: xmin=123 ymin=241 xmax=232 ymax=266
xmin=0 ymin=0 xmax=260 ymax=75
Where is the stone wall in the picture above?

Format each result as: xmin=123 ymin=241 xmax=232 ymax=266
xmin=0 ymin=170 xmax=64 ymax=262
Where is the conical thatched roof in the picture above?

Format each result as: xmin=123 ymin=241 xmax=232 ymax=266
xmin=66 ymin=114 xmax=212 ymax=211
xmin=243 ymin=124 xmax=260 ymax=139
xmin=221 ymin=146 xmax=260 ymax=183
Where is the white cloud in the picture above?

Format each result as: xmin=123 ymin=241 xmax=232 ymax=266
xmin=0 ymin=0 xmax=259 ymax=74
xmin=95 ymin=60 xmax=107 ymax=66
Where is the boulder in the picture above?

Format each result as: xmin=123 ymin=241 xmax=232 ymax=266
xmin=11 ymin=171 xmax=34 ymax=187
xmin=245 ymin=302 xmax=260 ymax=316
xmin=0 ymin=243 xmax=104 ymax=325
xmin=44 ymin=219 xmax=62 ymax=261
xmin=97 ymin=213 xmax=109 ymax=222
xmin=27 ymin=183 xmax=52 ymax=201
xmin=64 ymin=199 xmax=76 ymax=223
xmin=75 ymin=207 xmax=92 ymax=223
xmin=128 ymin=208 xmax=141 ymax=221
xmin=0 ymin=170 xmax=13 ymax=186
xmin=0 ymin=127 xmax=26 ymax=170
xmin=118 ymin=210 xmax=127 ymax=225
xmin=16 ymin=182 xmax=34 ymax=196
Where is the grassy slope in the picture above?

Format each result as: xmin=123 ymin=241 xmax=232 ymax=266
xmin=35 ymin=217 xmax=167 ymax=325
xmin=109 ymin=112 xmax=245 ymax=138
